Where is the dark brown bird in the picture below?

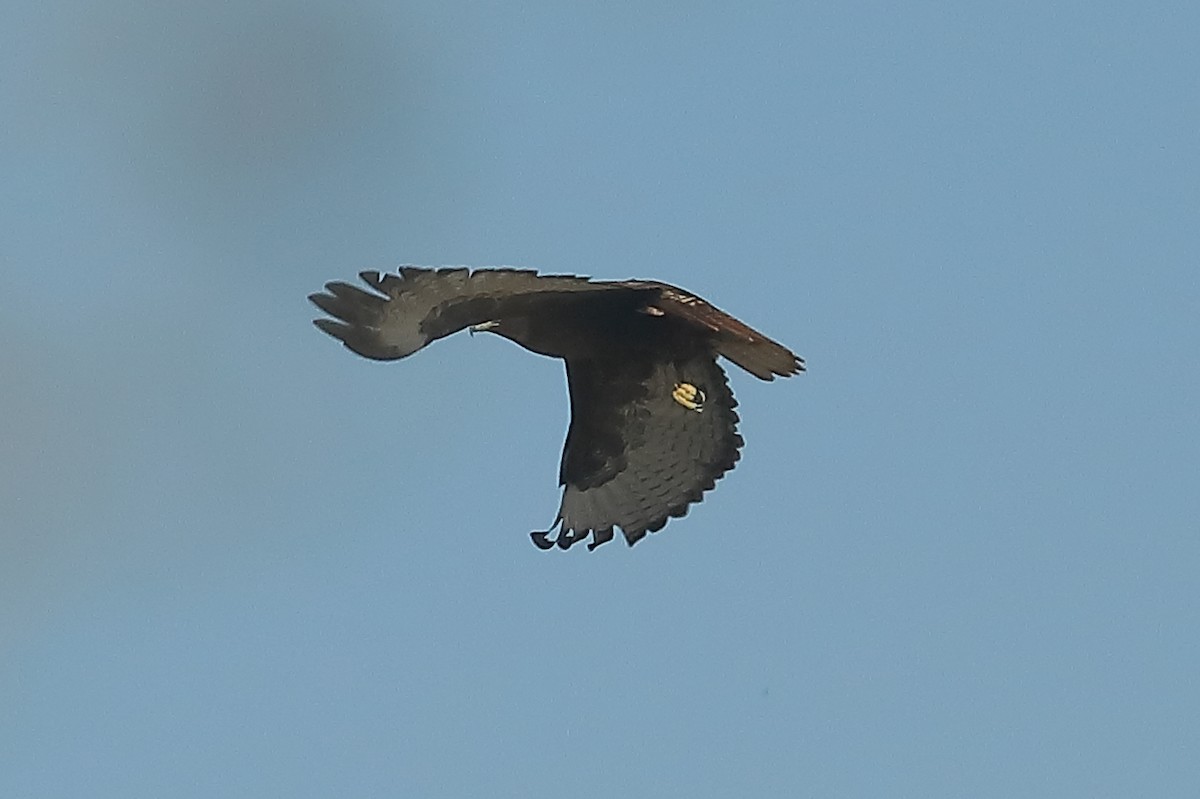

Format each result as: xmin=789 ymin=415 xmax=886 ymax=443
xmin=309 ymin=267 xmax=804 ymax=551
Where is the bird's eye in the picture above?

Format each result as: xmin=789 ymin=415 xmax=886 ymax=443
xmin=672 ymin=382 xmax=705 ymax=412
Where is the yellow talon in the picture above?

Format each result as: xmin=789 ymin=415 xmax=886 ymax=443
xmin=672 ymin=382 xmax=705 ymax=412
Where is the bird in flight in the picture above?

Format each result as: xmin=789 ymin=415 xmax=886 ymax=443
xmin=309 ymin=267 xmax=804 ymax=551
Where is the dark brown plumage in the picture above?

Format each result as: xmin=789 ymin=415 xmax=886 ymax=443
xmin=309 ymin=266 xmax=803 ymax=551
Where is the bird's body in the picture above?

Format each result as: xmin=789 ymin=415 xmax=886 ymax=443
xmin=309 ymin=266 xmax=803 ymax=551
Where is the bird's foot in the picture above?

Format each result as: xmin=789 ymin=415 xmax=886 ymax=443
xmin=672 ymin=382 xmax=705 ymax=412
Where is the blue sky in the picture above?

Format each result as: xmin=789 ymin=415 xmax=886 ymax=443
xmin=2 ymin=1 xmax=1197 ymax=796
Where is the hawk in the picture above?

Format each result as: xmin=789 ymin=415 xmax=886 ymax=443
xmin=309 ymin=267 xmax=804 ymax=551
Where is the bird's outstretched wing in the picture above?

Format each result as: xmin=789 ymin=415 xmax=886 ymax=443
xmin=308 ymin=266 xmax=611 ymax=361
xmin=533 ymin=352 xmax=743 ymax=551
xmin=622 ymin=281 xmax=805 ymax=380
